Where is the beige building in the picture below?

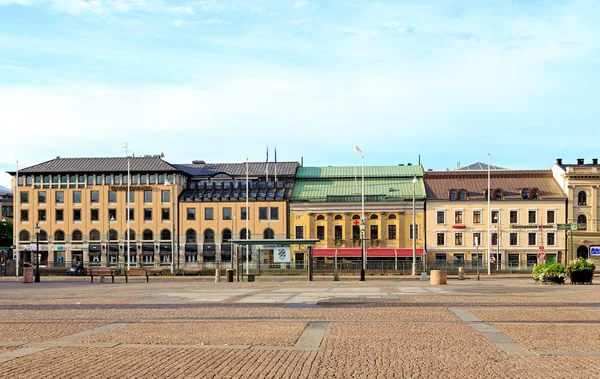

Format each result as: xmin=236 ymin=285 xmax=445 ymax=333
xmin=424 ymin=169 xmax=567 ymax=269
xmin=552 ymin=158 xmax=600 ymax=262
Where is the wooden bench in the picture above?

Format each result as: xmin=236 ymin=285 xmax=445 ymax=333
xmin=125 ymin=269 xmax=150 ymax=283
xmin=89 ymin=269 xmax=116 ymax=283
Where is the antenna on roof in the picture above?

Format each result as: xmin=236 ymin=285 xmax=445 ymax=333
xmin=123 ymin=142 xmax=130 ymax=157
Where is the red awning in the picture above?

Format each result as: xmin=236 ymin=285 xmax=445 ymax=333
xmin=312 ymin=248 xmax=425 ymax=258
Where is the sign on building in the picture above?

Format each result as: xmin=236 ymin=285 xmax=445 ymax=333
xmin=590 ymin=246 xmax=600 ymax=256
xmin=273 ymin=247 xmax=291 ymax=263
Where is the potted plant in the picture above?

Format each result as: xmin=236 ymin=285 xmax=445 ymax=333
xmin=567 ymin=257 xmax=595 ymax=284
xmin=532 ymin=262 xmax=568 ymax=284
xmin=352 ymin=239 xmax=361 ymax=247
xmin=369 ymin=239 xmax=380 ymax=247
xmin=334 ymin=239 xmax=345 ymax=247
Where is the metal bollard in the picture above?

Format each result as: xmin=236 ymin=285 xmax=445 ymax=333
xmin=458 ymin=266 xmax=464 ymax=280
xmin=215 ymin=269 xmax=221 ymax=282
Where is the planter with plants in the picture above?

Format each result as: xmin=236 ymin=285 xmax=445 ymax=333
xmin=532 ymin=262 xmax=568 ymax=284
xmin=334 ymin=239 xmax=345 ymax=247
xmin=567 ymin=257 xmax=595 ymax=284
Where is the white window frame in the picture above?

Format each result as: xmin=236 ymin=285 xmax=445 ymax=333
xmin=454 ymin=232 xmax=464 ymax=246
xmin=546 ymin=231 xmax=556 ymax=246
xmin=472 ymin=208 xmax=483 ymax=224
xmin=472 ymin=231 xmax=483 ymax=247
xmin=436 ymin=209 xmax=446 ymax=225
xmin=546 ymin=209 xmax=556 ymax=224
xmin=509 ymin=231 xmax=519 ymax=246
xmin=509 ymin=208 xmax=519 ymax=224
xmin=454 ymin=209 xmax=464 ymax=224
xmin=527 ymin=209 xmax=538 ymax=224
xmin=491 ymin=209 xmax=501 ymax=224
xmin=527 ymin=231 xmax=537 ymax=246
xmin=409 ymin=224 xmax=419 ymax=240
xmin=436 ymin=231 xmax=446 ymax=246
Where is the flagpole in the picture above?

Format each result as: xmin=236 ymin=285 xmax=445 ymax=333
xmin=360 ymin=154 xmax=366 ymax=281
xmin=487 ymin=153 xmax=491 ymax=276
xmin=127 ymin=158 xmax=131 ymax=271
xmin=15 ymin=160 xmax=19 ymax=276
xmin=245 ymin=158 xmax=249 ymax=276
xmin=274 ymin=144 xmax=277 ymax=183
xmin=265 ymin=144 xmax=269 ymax=184
xmin=354 ymin=150 xmax=357 ymax=193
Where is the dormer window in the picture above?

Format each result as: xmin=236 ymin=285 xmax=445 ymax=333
xmin=530 ymin=189 xmax=539 ymax=199
xmin=458 ymin=189 xmax=467 ymax=200
xmin=494 ymin=189 xmax=503 ymax=200
xmin=521 ymin=189 xmax=529 ymax=199
xmin=449 ymin=189 xmax=457 ymax=201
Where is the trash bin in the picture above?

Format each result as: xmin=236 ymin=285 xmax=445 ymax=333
xmin=226 ymin=269 xmax=234 ymax=283
xmin=23 ymin=263 xmax=34 ymax=284
xmin=247 ymin=274 xmax=255 ymax=282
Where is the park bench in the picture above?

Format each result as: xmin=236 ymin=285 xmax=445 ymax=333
xmin=182 ymin=267 xmax=202 ymax=276
xmin=89 ymin=268 xmax=116 ymax=283
xmin=125 ymin=269 xmax=150 ymax=283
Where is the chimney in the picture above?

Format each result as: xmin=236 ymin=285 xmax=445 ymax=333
xmin=577 ymin=158 xmax=584 ymax=165
xmin=556 ymin=158 xmax=562 ymax=165
xmin=593 ymin=159 xmax=598 ymax=165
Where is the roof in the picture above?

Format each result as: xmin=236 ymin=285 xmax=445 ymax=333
xmin=456 ymin=162 xmax=507 ymax=171
xmin=296 ymin=165 xmax=423 ymax=179
xmin=424 ymin=170 xmax=566 ymax=201
xmin=8 ymin=157 xmax=178 ymax=174
xmin=174 ymin=162 xmax=299 ymax=178
xmin=291 ymin=178 xmax=426 ymax=203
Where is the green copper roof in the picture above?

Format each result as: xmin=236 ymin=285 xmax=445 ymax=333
xmin=296 ymin=165 xmax=423 ymax=179
xmin=291 ymin=178 xmax=426 ymax=203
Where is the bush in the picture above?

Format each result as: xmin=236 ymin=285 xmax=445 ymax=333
xmin=532 ymin=263 xmax=568 ymax=282
xmin=567 ymin=257 xmax=596 ymax=272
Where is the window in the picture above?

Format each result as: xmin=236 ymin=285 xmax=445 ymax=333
xmin=132 ymin=175 xmax=138 ymax=185
xmin=370 ymin=225 xmax=378 ymax=240
xmin=259 ymin=207 xmax=268 ymax=220
xmin=161 ymin=190 xmax=170 ymax=203
xmin=454 ymin=210 xmax=463 ymax=224
xmin=317 ymin=226 xmax=325 ymax=240
xmin=21 ymin=209 xmax=29 ymax=221
xmin=54 ymin=230 xmax=65 ymax=241
xmin=140 ymin=175 xmax=147 ymax=185
xmin=38 ymin=191 xmax=46 ymax=203
xmin=473 ymin=232 xmax=481 ymax=246
xmin=528 ymin=210 xmax=537 ymax=224
xmin=96 ymin=175 xmax=103 ymax=185
xmin=262 ymin=228 xmax=274 ymax=239
xmin=455 ymin=233 xmax=463 ymax=246
xmin=108 ymin=209 xmax=117 ymax=221
xmin=144 ymin=190 xmax=152 ymax=203
xmin=38 ymin=209 xmax=46 ymax=222
xmin=334 ymin=215 xmax=343 ymax=220
xmin=20 ymin=191 xmax=29 ymax=204
xmin=108 ymin=191 xmax=117 ymax=203
xmin=547 ymin=232 xmax=556 ymax=246
xmin=90 ymin=209 xmax=99 ymax=221
xmin=473 ymin=211 xmax=481 ymax=224
xmin=369 ymin=214 xmax=379 ymax=220
xmin=437 ymin=233 xmax=445 ymax=246
xmin=109 ymin=229 xmax=118 ymax=240
xmin=73 ymin=209 xmax=81 ymax=221
xmin=494 ymin=189 xmax=503 ymax=199
xmin=89 ymin=190 xmax=99 ymax=203
xmin=528 ymin=232 xmax=537 ymax=246
xmin=159 ymin=174 xmax=165 ymax=185
xmin=186 ymin=229 xmax=197 ymax=243
xmin=388 ymin=225 xmax=396 ymax=239
xmin=161 ymin=229 xmax=171 ymax=240
xmin=187 ymin=208 xmax=196 ymax=220
xmin=531 ymin=189 xmax=539 ymax=199
xmin=409 ymin=225 xmax=419 ymax=240
xmin=454 ymin=254 xmax=464 ymax=264
xmin=128 ymin=190 xmax=134 ymax=203
xmin=20 ymin=230 xmax=30 ymax=241
xmin=316 ymin=215 xmax=325 ymax=220
xmin=72 ymin=230 xmax=83 ymax=241
xmin=510 ymin=210 xmax=518 ymax=224
xmin=458 ymin=190 xmax=467 ymax=200
xmin=105 ymin=175 xmax=112 ymax=185
xmin=127 ymin=209 xmax=134 ymax=221
xmin=510 ymin=232 xmax=518 ymax=246
xmin=126 ymin=229 xmax=135 ymax=241
xmin=144 ymin=209 xmax=152 ymax=221
xmin=522 ymin=189 xmax=529 ymax=199
xmin=143 ymin=229 xmax=153 ymax=241
xmin=335 ymin=225 xmax=343 ymax=240
xmin=55 ymin=209 xmax=63 ymax=221
xmin=437 ymin=211 xmax=445 ymax=224
xmin=295 ymin=226 xmax=304 ymax=239
xmin=508 ymin=254 xmax=520 ymax=267
xmin=87 ymin=175 xmax=94 ymax=185
xmin=491 ymin=210 xmax=499 ymax=223
xmin=270 ymin=207 xmax=279 ymax=220
xmin=203 ymin=229 xmax=214 ymax=243
xmin=352 ymin=214 xmax=360 ymax=220
xmin=89 ymin=230 xmax=100 ymax=241
xmin=55 ymin=191 xmax=64 ymax=204
xmin=472 ymin=254 xmax=483 ymax=268
xmin=578 ymin=191 xmax=587 ymax=206
xmin=240 ymin=228 xmax=251 ymax=239
xmin=223 ymin=207 xmax=232 ymax=220
xmin=241 ymin=207 xmax=249 ymax=220
xmin=578 ymin=215 xmax=587 ymax=230
xmin=114 ymin=175 xmax=121 ymax=185
xmin=222 ymin=229 xmax=232 ymax=242
xmin=162 ymin=208 xmax=170 ymax=221
xmin=73 ymin=191 xmax=81 ymax=203
xmin=449 ymin=189 xmax=457 ymax=200
xmin=205 ymin=207 xmax=214 ymax=220
xmin=388 ymin=214 xmax=396 ymax=220
xmin=547 ymin=210 xmax=555 ymax=224
xmin=150 ymin=175 xmax=156 ymax=184
xmin=435 ymin=254 xmax=447 ymax=264
xmin=352 ymin=225 xmax=360 ymax=240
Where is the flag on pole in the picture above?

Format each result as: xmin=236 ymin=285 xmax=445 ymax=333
xmin=274 ymin=143 xmax=277 ymax=182
xmin=354 ymin=145 xmax=361 ymax=153
xmin=265 ymin=144 xmax=269 ymax=182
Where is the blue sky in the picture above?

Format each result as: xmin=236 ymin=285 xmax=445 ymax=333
xmin=1 ymin=0 xmax=599 ymax=189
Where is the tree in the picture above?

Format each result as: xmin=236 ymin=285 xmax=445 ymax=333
xmin=0 ymin=220 xmax=13 ymax=248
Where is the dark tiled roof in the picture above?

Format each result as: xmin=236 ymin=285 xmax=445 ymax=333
xmin=174 ymin=162 xmax=299 ymax=178
xmin=10 ymin=157 xmax=179 ymax=174
xmin=424 ymin=170 xmax=566 ymax=201
xmin=456 ymin=162 xmax=507 ymax=170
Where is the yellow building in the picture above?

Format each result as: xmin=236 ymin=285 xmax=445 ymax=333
xmin=290 ymin=165 xmax=425 ymax=269
xmin=424 ymin=168 xmax=567 ymax=269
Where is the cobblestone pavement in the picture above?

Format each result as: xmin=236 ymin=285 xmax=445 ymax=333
xmin=1 ymin=277 xmax=600 ymax=378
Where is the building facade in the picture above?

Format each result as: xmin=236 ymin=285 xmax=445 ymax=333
xmin=290 ymin=165 xmax=426 ymax=267
xmin=424 ymin=170 xmax=567 ymax=268
xmin=552 ymin=158 xmax=600 ymax=262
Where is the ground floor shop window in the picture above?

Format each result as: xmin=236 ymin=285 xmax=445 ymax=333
xmin=435 ymin=254 xmax=446 ymax=264
xmin=186 ymin=254 xmax=198 ymax=263
xmin=453 ymin=254 xmax=464 ymax=265
xmin=143 ymin=254 xmax=154 ymax=264
xmin=526 ymin=254 xmax=537 ymax=267
xmin=508 ymin=254 xmax=520 ymax=267
xmin=471 ymin=254 xmax=482 ymax=268
xmin=160 ymin=255 xmax=171 ymax=264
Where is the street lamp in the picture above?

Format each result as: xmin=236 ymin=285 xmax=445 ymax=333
xmin=107 ymin=215 xmax=114 ymax=267
xmin=411 ymin=175 xmax=418 ymax=276
xmin=232 ymin=216 xmax=236 ymax=271
xmin=493 ymin=214 xmax=500 ymax=271
xmin=164 ymin=177 xmax=175 ymax=275
xmin=34 ymin=222 xmax=40 ymax=283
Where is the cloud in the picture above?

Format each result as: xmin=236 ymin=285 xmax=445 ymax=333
xmin=288 ymin=18 xmax=311 ymax=26
xmin=293 ymin=1 xmax=307 ymax=9
xmin=168 ymin=5 xmax=194 ymax=15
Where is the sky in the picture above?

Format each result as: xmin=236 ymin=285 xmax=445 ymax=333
xmin=1 ymin=0 xmax=599 ymax=190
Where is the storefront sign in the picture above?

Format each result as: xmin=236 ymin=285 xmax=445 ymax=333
xmin=590 ymin=246 xmax=600 ymax=256
xmin=273 ymin=247 xmax=291 ymax=263
xmin=509 ymin=224 xmax=555 ymax=229
xmin=109 ymin=185 xmax=153 ymax=191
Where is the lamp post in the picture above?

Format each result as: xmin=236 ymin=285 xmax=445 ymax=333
xmin=165 ymin=176 xmax=175 ymax=275
xmin=232 ymin=216 xmax=236 ymax=271
xmin=493 ymin=214 xmax=500 ymax=271
xmin=411 ymin=175 xmax=418 ymax=276
xmin=34 ymin=222 xmax=40 ymax=283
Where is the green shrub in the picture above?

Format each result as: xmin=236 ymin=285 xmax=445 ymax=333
xmin=532 ymin=263 xmax=568 ymax=281
xmin=567 ymin=257 xmax=596 ymax=272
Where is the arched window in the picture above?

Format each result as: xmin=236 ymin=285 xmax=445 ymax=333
xmin=316 ymin=215 xmax=325 ymax=220
xmin=530 ymin=189 xmax=539 ymax=199
xmin=352 ymin=214 xmax=360 ymax=220
xmin=39 ymin=230 xmax=48 ymax=241
xmin=109 ymin=229 xmax=118 ymax=241
xmin=334 ymin=215 xmax=343 ymax=220
xmin=494 ymin=189 xmax=503 ymax=200
xmin=161 ymin=229 xmax=171 ymax=240
xmin=72 ymin=230 xmax=83 ymax=241
xmin=54 ymin=230 xmax=65 ymax=241
xmin=449 ymin=189 xmax=457 ymax=200
xmin=263 ymin=228 xmax=275 ymax=239
xmin=89 ymin=229 xmax=101 ymax=241
xmin=459 ymin=189 xmax=467 ymax=200
xmin=369 ymin=214 xmax=378 ymax=220
xmin=143 ymin=229 xmax=153 ymax=241
xmin=204 ymin=229 xmax=214 ymax=243
xmin=388 ymin=214 xmax=397 ymax=220
xmin=126 ymin=229 xmax=136 ymax=241
xmin=240 ymin=228 xmax=251 ymax=239
xmin=185 ymin=229 xmax=197 ymax=243
xmin=222 ymin=229 xmax=232 ymax=242
xmin=578 ymin=191 xmax=587 ymax=206
xmin=577 ymin=215 xmax=587 ymax=230
xmin=20 ymin=230 xmax=30 ymax=241
xmin=522 ymin=189 xmax=529 ymax=199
